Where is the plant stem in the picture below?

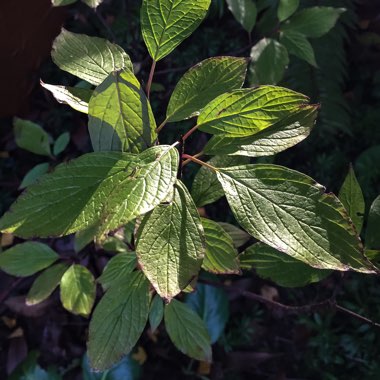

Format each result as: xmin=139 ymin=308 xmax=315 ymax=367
xmin=182 ymin=124 xmax=200 ymax=141
xmin=182 ymin=151 xmax=204 ymax=166
xmin=146 ymin=60 xmax=156 ymax=99
xmin=156 ymin=117 xmax=169 ymax=133
xmin=182 ymin=154 xmax=216 ymax=171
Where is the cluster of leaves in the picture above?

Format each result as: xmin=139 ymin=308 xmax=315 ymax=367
xmin=1 ymin=0 xmax=380 ymax=375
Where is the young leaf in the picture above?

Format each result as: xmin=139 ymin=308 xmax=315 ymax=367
xmin=215 ymin=164 xmax=376 ymax=273
xmin=282 ymin=7 xmax=345 ymax=38
xmin=365 ymin=195 xmax=380 ymax=250
xmin=166 ymin=56 xmax=248 ymax=122
xmin=164 ymin=299 xmax=212 ymax=362
xmin=185 ymin=280 xmax=229 ymax=343
xmin=98 ymin=253 xmax=137 ymax=291
xmin=204 ymin=105 xmax=318 ymax=157
xmin=14 ymin=118 xmax=51 ymax=156
xmin=201 ymin=218 xmax=240 ymax=274
xmin=197 ymin=86 xmax=308 ymax=137
xmin=0 ymin=146 xmax=179 ymax=238
xmin=53 ymin=132 xmax=70 ymax=156
xmin=141 ymin=0 xmax=211 ymax=61
xmin=226 ymin=0 xmax=257 ymax=33
xmin=240 ymin=243 xmax=332 ymax=288
xmin=60 ymin=265 xmax=96 ymax=317
xmin=249 ymin=38 xmax=289 ymax=85
xmin=280 ymin=31 xmax=317 ymax=67
xmin=26 ymin=263 xmax=69 ymax=305
xmin=277 ymin=0 xmax=299 ymax=22
xmin=136 ymin=181 xmax=205 ymax=300
xmin=52 ymin=29 xmax=133 ymax=86
xmin=81 ymin=0 xmax=103 ymax=8
xmin=88 ymin=271 xmax=150 ymax=371
xmin=19 ymin=163 xmax=50 ymax=190
xmin=218 ymin=222 xmax=251 ymax=248
xmin=149 ymin=294 xmax=164 ymax=332
xmin=338 ymin=166 xmax=365 ymax=234
xmin=52 ymin=0 xmax=77 ymax=6
xmin=191 ymin=155 xmax=249 ymax=207
xmin=0 ymin=242 xmax=58 ymax=277
xmin=88 ymin=69 xmax=157 ymax=153
xmin=41 ymin=82 xmax=92 ymax=114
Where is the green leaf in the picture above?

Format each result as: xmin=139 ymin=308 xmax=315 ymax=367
xmin=136 ymin=180 xmax=205 ymax=299
xmin=166 ymin=56 xmax=248 ymax=122
xmin=282 ymin=7 xmax=345 ymax=38
xmin=149 ymin=294 xmax=164 ymax=332
xmin=75 ymin=225 xmax=97 ymax=253
xmin=141 ymin=0 xmax=211 ymax=61
xmin=240 ymin=243 xmax=332 ymax=287
xmin=52 ymin=29 xmax=133 ymax=86
xmin=277 ymin=0 xmax=299 ymax=22
xmin=13 ymin=118 xmax=51 ymax=156
xmin=53 ymin=132 xmax=70 ymax=156
xmin=41 ymin=81 xmax=92 ymax=114
xmin=280 ymin=31 xmax=317 ymax=67
xmin=60 ymin=264 xmax=96 ymax=317
xmin=366 ymin=195 xmax=380 ymax=250
xmin=52 ymin=0 xmax=77 ymax=6
xmin=201 ymin=218 xmax=240 ymax=274
xmin=88 ymin=271 xmax=150 ymax=371
xmin=0 ymin=145 xmax=179 ymax=239
xmin=191 ymin=155 xmax=249 ymax=207
xmin=338 ymin=166 xmax=365 ymax=234
xmin=81 ymin=0 xmax=103 ymax=8
xmin=226 ymin=0 xmax=257 ymax=33
xmin=26 ymin=263 xmax=69 ymax=305
xmin=216 ymin=164 xmax=376 ymax=273
xmin=218 ymin=222 xmax=251 ymax=248
xmin=165 ymin=299 xmax=212 ymax=361
xmin=204 ymin=105 xmax=318 ymax=157
xmin=198 ymin=86 xmax=308 ymax=137
xmin=19 ymin=163 xmax=50 ymax=190
xmin=98 ymin=253 xmax=137 ymax=290
xmin=0 ymin=242 xmax=58 ymax=277
xmin=88 ymin=69 xmax=157 ymax=153
xmin=185 ymin=280 xmax=229 ymax=343
xmin=249 ymin=38 xmax=289 ymax=85
xmin=101 ymin=237 xmax=129 ymax=253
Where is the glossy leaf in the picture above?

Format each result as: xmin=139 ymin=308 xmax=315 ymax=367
xmin=41 ymin=82 xmax=92 ymax=114
xmin=98 ymin=253 xmax=137 ymax=290
xmin=60 ymin=265 xmax=96 ymax=317
xmin=88 ymin=69 xmax=157 ymax=153
xmin=191 ymin=155 xmax=249 ymax=207
xmin=282 ymin=7 xmax=345 ymax=38
xmin=280 ymin=31 xmax=317 ymax=67
xmin=149 ymin=294 xmax=164 ymax=332
xmin=19 ymin=163 xmax=50 ymax=190
xmin=164 ymin=299 xmax=212 ymax=361
xmin=216 ymin=164 xmax=376 ymax=273
xmin=52 ymin=29 xmax=133 ymax=86
xmin=197 ymin=86 xmax=307 ymax=137
xmin=240 ymin=243 xmax=332 ymax=287
xmin=26 ymin=263 xmax=69 ymax=305
xmin=277 ymin=0 xmax=299 ymax=22
xmin=204 ymin=105 xmax=318 ymax=157
xmin=366 ymin=195 xmax=380 ymax=250
xmin=14 ymin=118 xmax=51 ymax=156
xmin=201 ymin=218 xmax=240 ymax=274
xmin=141 ymin=0 xmax=211 ymax=61
xmin=0 ymin=146 xmax=179 ymax=239
xmin=88 ymin=271 xmax=150 ymax=370
xmin=0 ymin=242 xmax=58 ymax=277
xmin=339 ymin=167 xmax=365 ymax=234
xmin=53 ymin=132 xmax=70 ymax=156
xmin=166 ymin=56 xmax=247 ymax=122
xmin=136 ymin=181 xmax=205 ymax=299
xmin=249 ymin=38 xmax=289 ymax=85
xmin=218 ymin=222 xmax=251 ymax=248
xmin=185 ymin=281 xmax=229 ymax=343
xmin=226 ymin=0 xmax=257 ymax=33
